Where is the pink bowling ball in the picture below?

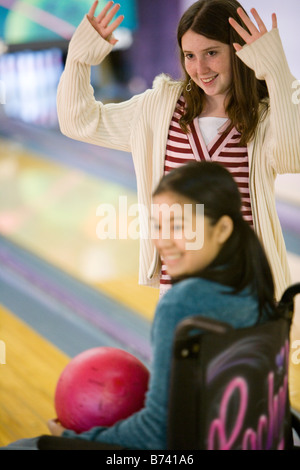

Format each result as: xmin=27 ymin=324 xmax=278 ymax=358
xmin=54 ymin=347 xmax=149 ymax=433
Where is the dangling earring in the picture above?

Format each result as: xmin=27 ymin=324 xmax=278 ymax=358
xmin=186 ymin=79 xmax=192 ymax=92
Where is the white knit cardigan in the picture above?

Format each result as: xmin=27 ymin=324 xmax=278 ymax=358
xmin=57 ymin=16 xmax=300 ymax=300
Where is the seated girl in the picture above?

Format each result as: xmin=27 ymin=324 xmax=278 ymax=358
xmin=3 ymin=161 xmax=278 ymax=450
xmin=46 ymin=161 xmax=277 ymax=450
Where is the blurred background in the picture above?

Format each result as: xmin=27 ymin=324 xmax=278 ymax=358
xmin=0 ymin=0 xmax=299 ymax=444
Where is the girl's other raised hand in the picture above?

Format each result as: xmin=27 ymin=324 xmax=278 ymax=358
xmin=87 ymin=1 xmax=124 ymax=45
xmin=229 ymin=7 xmax=277 ymax=52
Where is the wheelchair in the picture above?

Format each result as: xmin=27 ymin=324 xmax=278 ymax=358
xmin=38 ymin=283 xmax=300 ymax=450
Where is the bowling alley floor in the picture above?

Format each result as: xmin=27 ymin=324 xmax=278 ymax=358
xmin=0 ymin=113 xmax=300 ymax=446
xmin=0 ymin=114 xmax=158 ymax=445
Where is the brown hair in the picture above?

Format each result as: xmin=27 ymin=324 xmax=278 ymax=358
xmin=177 ymin=0 xmax=269 ymax=145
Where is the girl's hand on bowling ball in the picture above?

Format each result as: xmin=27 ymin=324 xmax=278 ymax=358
xmin=47 ymin=418 xmax=66 ymax=436
xmin=87 ymin=1 xmax=124 ymax=45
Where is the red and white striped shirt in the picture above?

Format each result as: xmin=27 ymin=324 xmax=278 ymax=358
xmin=160 ymin=96 xmax=253 ymax=293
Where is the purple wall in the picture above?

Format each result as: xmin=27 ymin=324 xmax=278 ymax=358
xmin=125 ymin=0 xmax=182 ymax=87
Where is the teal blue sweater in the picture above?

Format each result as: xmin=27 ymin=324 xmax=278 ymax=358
xmin=62 ymin=278 xmax=261 ymax=449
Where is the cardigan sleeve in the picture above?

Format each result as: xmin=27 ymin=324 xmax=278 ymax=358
xmin=236 ymin=28 xmax=300 ymax=175
xmin=56 ymin=15 xmax=145 ymax=153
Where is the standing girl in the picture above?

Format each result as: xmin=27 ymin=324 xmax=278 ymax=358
xmin=57 ymin=0 xmax=300 ymax=300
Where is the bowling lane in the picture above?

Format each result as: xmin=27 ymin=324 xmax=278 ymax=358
xmin=0 ymin=117 xmax=156 ymax=445
xmin=0 ymin=303 xmax=69 ymax=445
xmin=0 ymin=116 xmax=159 ymax=322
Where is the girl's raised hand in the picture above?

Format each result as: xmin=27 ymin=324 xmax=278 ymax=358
xmin=229 ymin=7 xmax=277 ymax=52
xmin=87 ymin=1 xmax=124 ymax=45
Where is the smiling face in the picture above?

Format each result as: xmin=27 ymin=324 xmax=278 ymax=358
xmin=152 ymin=191 xmax=233 ymax=279
xmin=181 ymin=29 xmax=232 ymax=113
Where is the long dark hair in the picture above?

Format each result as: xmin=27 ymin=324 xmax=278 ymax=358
xmin=177 ymin=0 xmax=269 ymax=146
xmin=153 ymin=161 xmax=276 ymax=319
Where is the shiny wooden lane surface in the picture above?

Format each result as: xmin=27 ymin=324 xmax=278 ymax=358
xmin=0 ymin=304 xmax=69 ymax=446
